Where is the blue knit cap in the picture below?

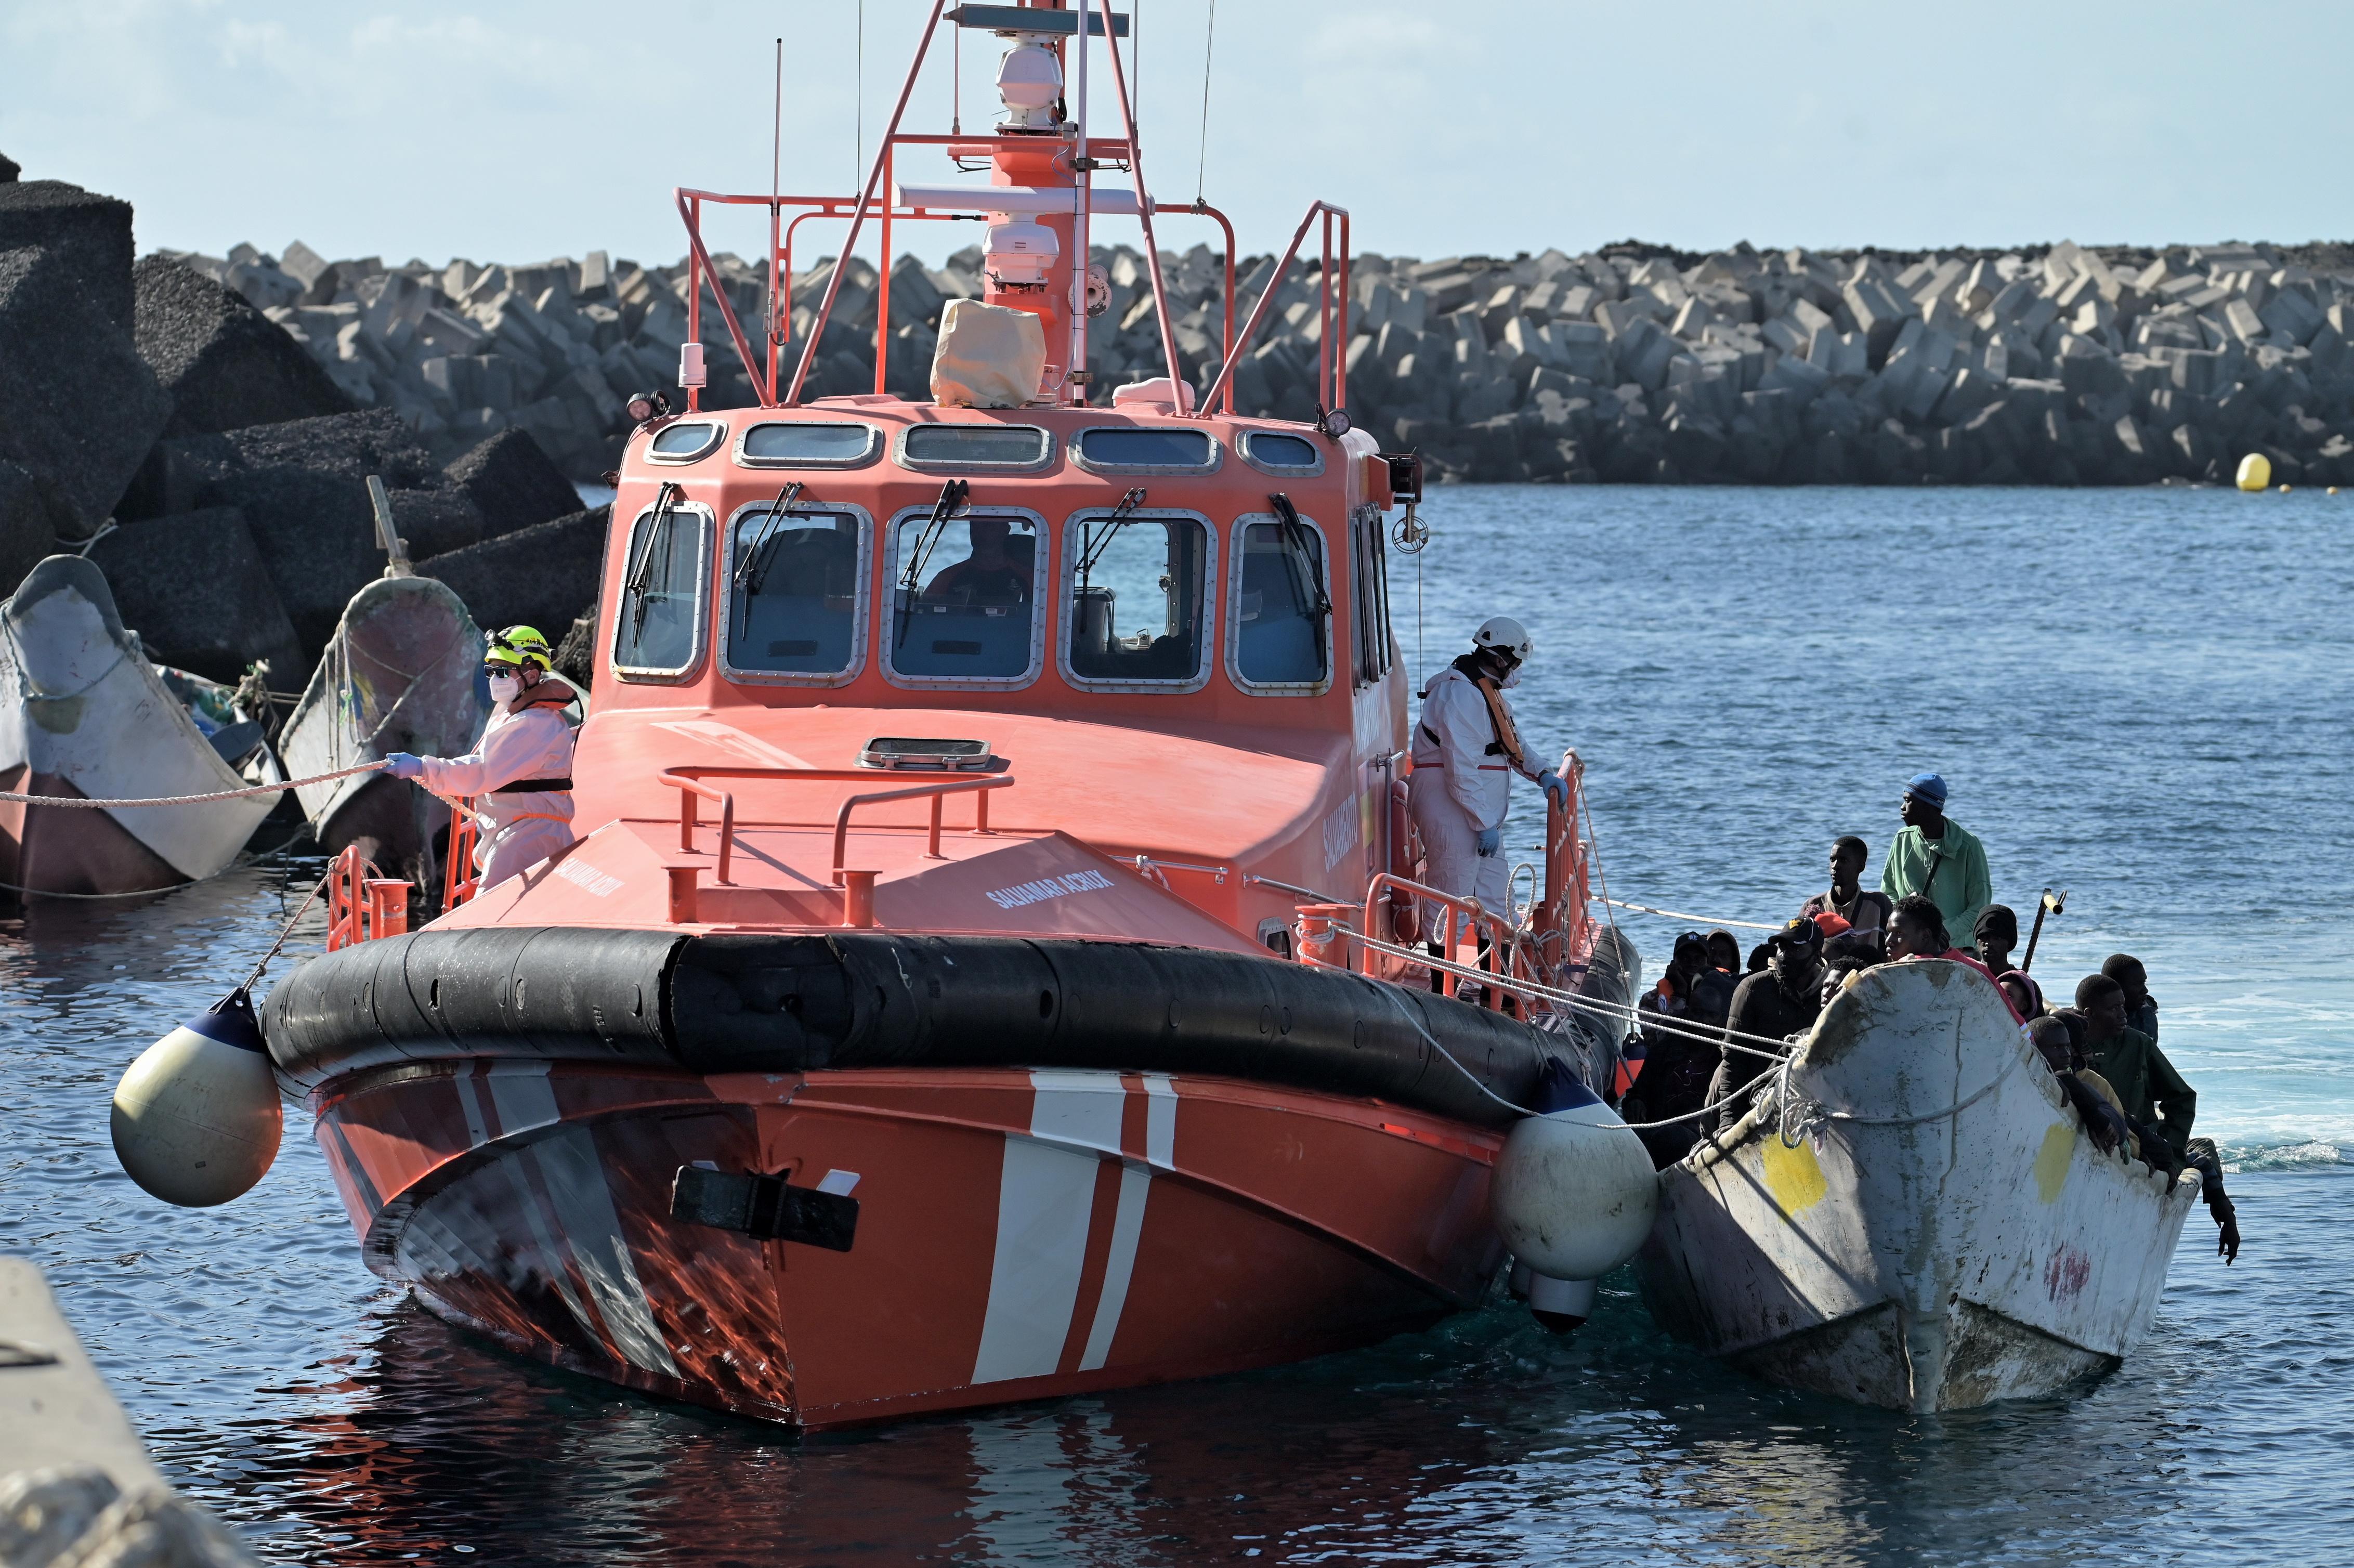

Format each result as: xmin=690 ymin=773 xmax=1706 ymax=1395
xmin=1905 ymin=772 xmax=1948 ymax=807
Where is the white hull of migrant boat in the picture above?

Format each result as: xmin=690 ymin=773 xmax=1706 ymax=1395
xmin=1635 ymin=959 xmax=2199 ymax=1413
xmin=0 ymin=556 xmax=277 ymax=899
xmin=277 ymin=574 xmax=487 ymax=885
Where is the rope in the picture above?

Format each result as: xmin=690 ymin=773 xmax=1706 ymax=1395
xmin=0 ymin=760 xmax=386 ymax=809
xmin=1602 ymin=898 xmax=1781 ymax=932
xmin=238 ymin=866 xmax=336 ymax=992
xmin=1348 ymin=928 xmax=1800 ymax=1061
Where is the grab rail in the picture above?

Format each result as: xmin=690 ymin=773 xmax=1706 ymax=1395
xmin=1195 ymin=199 xmax=1350 ymax=420
xmin=657 ymin=765 xmax=1014 ymax=888
xmin=831 ymin=775 xmax=1010 ymax=885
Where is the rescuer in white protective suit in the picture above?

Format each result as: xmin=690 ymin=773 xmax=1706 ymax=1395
xmin=1408 ymin=617 xmax=1570 ymax=972
xmin=382 ymin=625 xmax=578 ymax=890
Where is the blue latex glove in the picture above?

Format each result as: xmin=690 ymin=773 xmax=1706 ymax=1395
xmin=382 ymin=752 xmax=425 ymax=781
xmin=1475 ymin=826 xmax=1502 ymax=857
xmin=1538 ymin=769 xmax=1570 ymax=813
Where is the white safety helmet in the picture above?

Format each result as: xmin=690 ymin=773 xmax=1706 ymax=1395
xmin=1473 ymin=615 xmax=1533 ymax=662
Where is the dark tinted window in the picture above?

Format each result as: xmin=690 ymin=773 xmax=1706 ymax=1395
xmin=1079 ymin=426 xmax=1214 ymax=468
xmin=888 ymin=513 xmax=1040 ymax=680
xmin=1245 ymin=432 xmax=1319 ymax=469
xmin=1234 ymin=516 xmax=1329 ymax=687
xmin=1350 ymin=509 xmax=1393 ymax=687
xmin=901 ymin=424 xmax=1050 ymax=467
xmin=727 ymin=508 xmax=865 ymax=675
xmin=741 ymin=422 xmax=875 ymax=465
xmin=613 ymin=499 xmax=706 ymax=673
xmin=1067 ymin=514 xmax=1208 ymax=684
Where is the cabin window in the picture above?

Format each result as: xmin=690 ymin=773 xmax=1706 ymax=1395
xmin=1239 ymin=430 xmax=1322 ymax=475
xmin=1228 ymin=509 xmax=1331 ymax=692
xmin=896 ymin=423 xmax=1054 ymax=471
xmin=1075 ymin=425 xmax=1218 ymax=473
xmin=612 ymin=495 xmax=710 ymax=678
xmin=647 ymin=421 xmax=724 ymax=463
xmin=722 ymin=502 xmax=870 ymax=683
xmin=883 ymin=507 xmax=1044 ymax=686
xmin=1349 ymin=505 xmax=1393 ymax=687
xmin=1062 ymin=508 xmax=1213 ymax=689
xmin=737 ymin=421 xmax=880 ymax=467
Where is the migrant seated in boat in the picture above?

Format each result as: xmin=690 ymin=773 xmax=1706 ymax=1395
xmin=2068 ymin=971 xmax=2196 ymax=1159
xmin=1705 ymin=916 xmax=1829 ymax=1132
xmin=383 ymin=625 xmax=576 ymax=890
xmin=1881 ymin=894 xmax=2022 ymax=1021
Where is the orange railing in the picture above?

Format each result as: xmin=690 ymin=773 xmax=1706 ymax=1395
xmin=1195 ymin=200 xmax=1351 ymax=421
xmin=657 ymin=765 xmax=1015 ymax=916
xmin=1294 ymin=751 xmax=1599 ymax=1012
xmin=325 ymin=845 xmax=411 ymax=951
xmin=441 ymin=800 xmax=479 ymax=913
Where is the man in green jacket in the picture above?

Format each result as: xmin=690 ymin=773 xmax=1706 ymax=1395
xmin=1879 ymin=772 xmax=1992 ymax=950
xmin=2075 ymin=972 xmax=2197 ymax=1159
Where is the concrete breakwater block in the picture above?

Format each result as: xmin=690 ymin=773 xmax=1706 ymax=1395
xmin=0 ymin=180 xmax=135 ymax=332
xmin=443 ymin=426 xmax=586 ymax=539
xmin=86 ymin=507 xmax=305 ymax=684
xmin=418 ymin=504 xmax=611 ymax=641
xmin=121 ymin=410 xmax=482 ymax=656
xmin=133 ymin=255 xmax=355 ymax=437
xmin=0 ymin=243 xmax=171 ymax=532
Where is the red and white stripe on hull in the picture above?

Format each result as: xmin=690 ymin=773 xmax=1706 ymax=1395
xmin=305 ymin=1060 xmax=1507 ymax=1427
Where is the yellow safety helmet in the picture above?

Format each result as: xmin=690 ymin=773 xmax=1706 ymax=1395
xmin=486 ymin=624 xmax=554 ymax=673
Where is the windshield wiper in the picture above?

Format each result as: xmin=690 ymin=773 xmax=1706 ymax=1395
xmin=734 ymin=481 xmax=807 ymax=598
xmin=626 ymin=482 xmax=682 ymax=636
xmin=1076 ymin=487 xmax=1148 ymax=590
xmin=898 ymin=479 xmax=971 ymax=593
xmin=1267 ymin=492 xmax=1332 ymax=621
xmin=895 ymin=479 xmax=970 ymax=649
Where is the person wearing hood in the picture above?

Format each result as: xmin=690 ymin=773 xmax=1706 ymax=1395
xmin=1407 ymin=616 xmax=1570 ymax=967
xmin=383 ymin=624 xmax=579 ymax=891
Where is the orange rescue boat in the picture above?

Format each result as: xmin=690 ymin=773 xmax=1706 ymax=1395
xmin=257 ymin=0 xmax=1641 ymax=1429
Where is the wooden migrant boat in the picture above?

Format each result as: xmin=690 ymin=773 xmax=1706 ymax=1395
xmin=0 ymin=555 xmax=276 ymax=900
xmin=1636 ymin=959 xmax=2200 ymax=1412
xmin=277 ymin=573 xmax=488 ymax=891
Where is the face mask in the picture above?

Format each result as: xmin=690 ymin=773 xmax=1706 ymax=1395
xmin=488 ymin=673 xmax=521 ymax=705
xmin=1500 ymin=663 xmax=1524 ymax=689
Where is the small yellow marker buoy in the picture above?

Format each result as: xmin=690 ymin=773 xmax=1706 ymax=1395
xmin=2280 ymin=483 xmax=2293 ymax=493
xmin=2237 ymin=452 xmax=2272 ymax=491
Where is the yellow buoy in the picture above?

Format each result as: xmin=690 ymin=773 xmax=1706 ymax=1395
xmin=2280 ymin=483 xmax=2293 ymax=493
xmin=2237 ymin=452 xmax=2272 ymax=491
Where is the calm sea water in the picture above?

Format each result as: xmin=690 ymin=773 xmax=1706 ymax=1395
xmin=6 ymin=485 xmax=2350 ymax=1565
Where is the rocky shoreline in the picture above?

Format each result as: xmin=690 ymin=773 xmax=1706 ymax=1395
xmin=172 ymin=231 xmax=2354 ymax=490
xmin=7 ymin=148 xmax=2353 ymax=701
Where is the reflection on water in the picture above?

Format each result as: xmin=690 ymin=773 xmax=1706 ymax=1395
xmin=10 ymin=484 xmax=2354 ymax=1564
xmin=101 ymin=1181 xmax=2347 ymax=1566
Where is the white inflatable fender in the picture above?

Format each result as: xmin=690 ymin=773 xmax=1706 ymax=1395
xmin=1490 ymin=1076 xmax=1658 ymax=1283
xmin=111 ymin=990 xmax=282 ymax=1208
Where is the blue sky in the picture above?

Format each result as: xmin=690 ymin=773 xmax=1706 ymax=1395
xmin=4 ymin=1 xmax=2346 ymax=271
